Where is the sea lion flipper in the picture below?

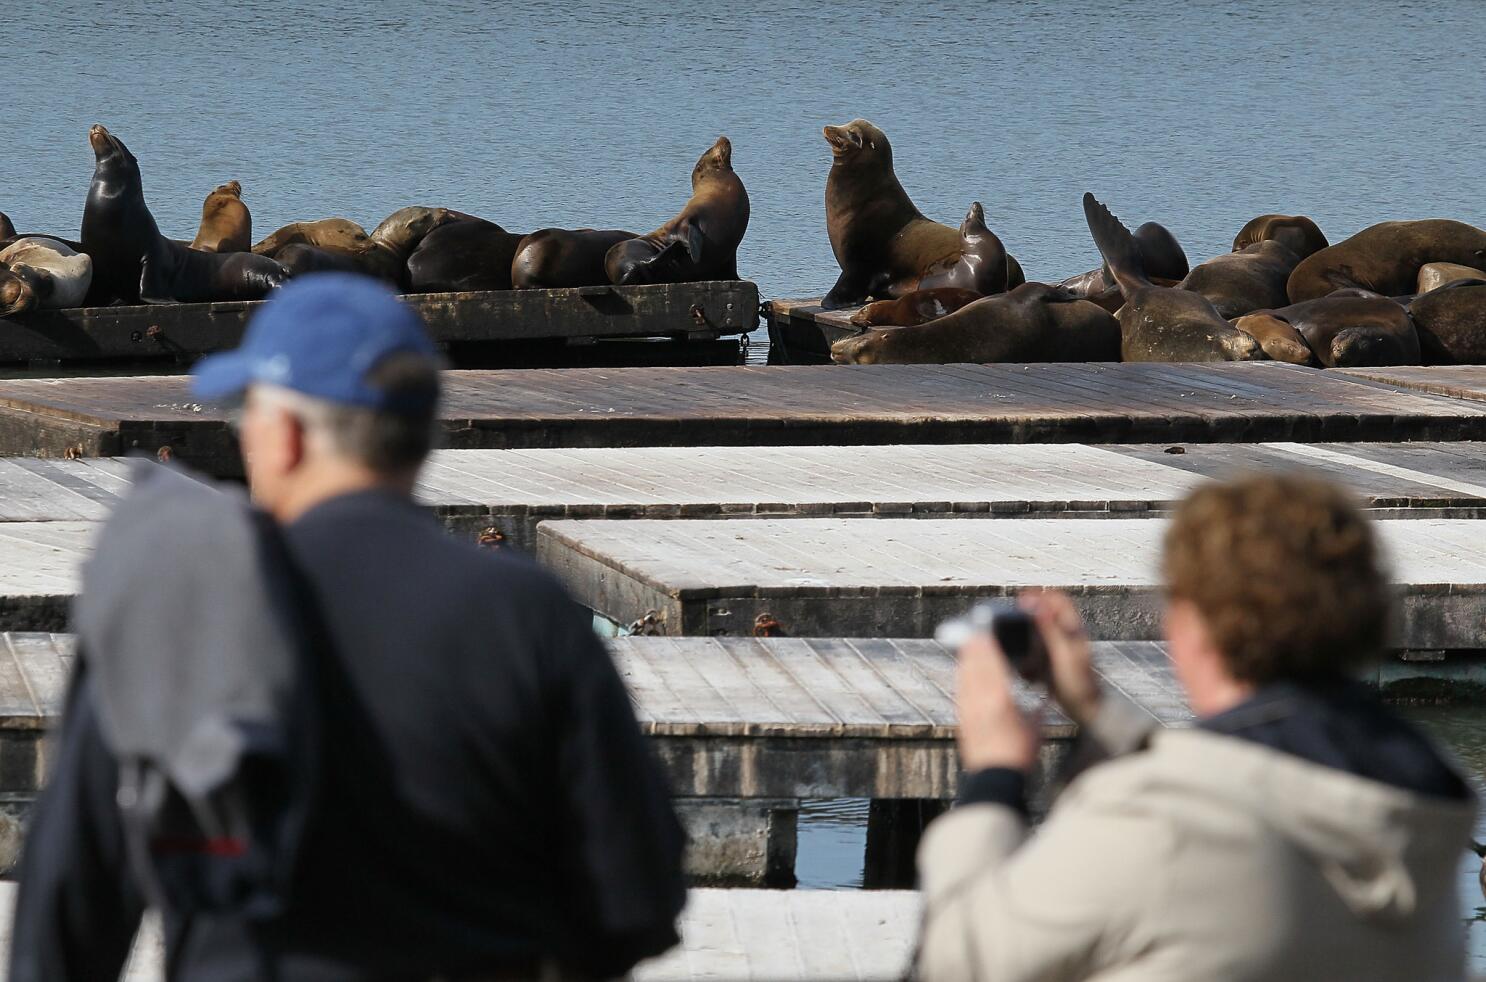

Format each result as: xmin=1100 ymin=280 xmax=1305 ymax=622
xmin=1082 ymin=192 xmax=1151 ymax=296
xmin=678 ymin=220 xmax=705 ymax=263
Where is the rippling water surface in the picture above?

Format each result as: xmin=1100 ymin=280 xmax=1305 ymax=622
xmin=4 ymin=0 xmax=1485 ymax=301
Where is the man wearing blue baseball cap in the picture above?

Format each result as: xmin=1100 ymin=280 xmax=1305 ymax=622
xmin=11 ymin=274 xmax=686 ymax=980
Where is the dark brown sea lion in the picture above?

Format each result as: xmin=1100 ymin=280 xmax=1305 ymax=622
xmin=831 ymin=282 xmax=1119 ymax=365
xmin=1231 ymin=314 xmax=1315 ymax=365
xmin=849 ymin=287 xmax=983 ymax=327
xmin=1061 ymin=221 xmax=1190 ymax=299
xmin=511 ymin=228 xmax=636 ymax=289
xmin=406 ymin=216 xmax=526 ymax=293
xmin=1409 ymin=280 xmax=1486 ymax=364
xmin=1252 ymin=292 xmax=1418 ymax=368
xmin=820 ymin=119 xmax=1024 ymax=308
xmin=272 ymin=243 xmax=368 ymax=277
xmin=0 ymin=213 xmax=14 ymax=241
xmin=1287 ymin=220 xmax=1486 ymax=302
xmin=1417 ymin=262 xmax=1486 ymax=295
xmin=188 ymin=181 xmax=251 ymax=253
xmin=606 ymin=136 xmax=750 ymax=286
xmin=1232 ymin=215 xmax=1328 ymax=260
xmin=81 ymin=125 xmax=289 ymax=305
xmin=1083 ymin=193 xmax=1263 ymax=362
xmin=890 ymin=202 xmax=1009 ymax=296
xmin=0 ymin=237 xmax=93 ymax=315
xmin=1178 ymin=241 xmax=1301 ymax=318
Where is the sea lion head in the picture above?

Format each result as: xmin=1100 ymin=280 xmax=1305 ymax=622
xmin=88 ymin=124 xmax=138 ymax=173
xmin=830 ymin=328 xmax=889 ymax=365
xmin=215 ymin=180 xmax=243 ymax=199
xmin=823 ymin=119 xmax=889 ymax=166
xmin=692 ymin=136 xmax=734 ymax=185
xmin=0 ymin=268 xmax=35 ymax=317
xmin=960 ymin=201 xmax=988 ymax=238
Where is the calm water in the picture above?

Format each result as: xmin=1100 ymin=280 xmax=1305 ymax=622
xmin=4 ymin=1 xmax=1485 ymax=301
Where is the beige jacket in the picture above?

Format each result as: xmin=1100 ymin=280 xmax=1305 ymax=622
xmin=916 ymin=695 xmax=1475 ymax=982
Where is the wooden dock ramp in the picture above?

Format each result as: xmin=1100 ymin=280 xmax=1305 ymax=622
xmin=4 ymin=363 xmax=1486 ymax=474
xmin=538 ymin=516 xmax=1486 ymax=649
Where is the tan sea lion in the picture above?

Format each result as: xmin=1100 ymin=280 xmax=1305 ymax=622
xmin=1083 ymin=193 xmax=1263 ymax=362
xmin=0 ymin=237 xmax=93 ymax=315
xmin=1232 ymin=215 xmax=1328 ymax=260
xmin=1231 ymin=314 xmax=1315 ymax=365
xmin=1410 ymin=281 xmax=1486 ymax=364
xmin=820 ymin=119 xmax=1023 ymax=308
xmin=406 ymin=216 xmax=527 ymax=293
xmin=252 ymin=217 xmax=369 ymax=257
xmin=188 ymin=181 xmax=251 ymax=253
xmin=831 ymin=282 xmax=1119 ymax=365
xmin=1251 ymin=292 xmax=1418 ymax=368
xmin=849 ymin=287 xmax=983 ymax=327
xmin=511 ymin=228 xmax=637 ymax=289
xmin=1288 ymin=220 xmax=1486 ymax=302
xmin=606 ymin=136 xmax=750 ymax=285
xmin=1179 ymin=241 xmax=1301 ymax=318
xmin=1417 ymin=262 xmax=1486 ymax=295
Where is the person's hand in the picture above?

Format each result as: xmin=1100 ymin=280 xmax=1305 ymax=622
xmin=955 ymin=631 xmax=1040 ymax=773
xmin=1020 ymin=590 xmax=1102 ymax=726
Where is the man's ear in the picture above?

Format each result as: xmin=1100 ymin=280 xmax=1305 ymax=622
xmin=282 ymin=409 xmax=309 ymax=470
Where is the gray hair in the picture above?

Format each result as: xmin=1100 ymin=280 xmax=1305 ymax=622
xmin=253 ymin=353 xmax=439 ymax=473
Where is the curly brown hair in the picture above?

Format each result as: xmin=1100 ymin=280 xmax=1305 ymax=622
xmin=1162 ymin=474 xmax=1390 ymax=684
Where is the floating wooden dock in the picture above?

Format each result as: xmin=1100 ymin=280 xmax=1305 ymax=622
xmin=538 ymin=517 xmax=1486 ymax=649
xmin=0 ymin=883 xmax=922 ymax=982
xmin=0 ymin=281 xmax=759 ymax=366
xmin=6 ymin=442 xmax=1486 ymax=549
xmin=765 ymin=297 xmax=862 ymax=361
xmin=1338 ymin=366 xmax=1486 ymax=403
xmin=4 ymin=363 xmax=1486 ymax=475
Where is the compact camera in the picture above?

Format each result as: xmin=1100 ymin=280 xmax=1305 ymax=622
xmin=935 ymin=601 xmax=1048 ymax=683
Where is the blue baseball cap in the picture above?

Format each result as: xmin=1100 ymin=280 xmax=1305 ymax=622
xmin=192 ymin=273 xmax=440 ymax=411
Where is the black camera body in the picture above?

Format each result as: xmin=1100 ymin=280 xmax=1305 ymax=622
xmin=935 ymin=602 xmax=1048 ymax=683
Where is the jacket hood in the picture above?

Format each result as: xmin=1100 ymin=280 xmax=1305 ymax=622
xmin=1093 ymin=728 xmax=1475 ymax=924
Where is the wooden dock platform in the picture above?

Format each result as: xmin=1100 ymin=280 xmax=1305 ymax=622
xmin=538 ymin=516 xmax=1486 ymax=649
xmin=0 ymin=632 xmax=1187 ymax=797
xmin=1338 ymin=366 xmax=1486 ymax=403
xmin=5 ymin=442 xmax=1486 ymax=549
xmin=0 ymin=281 xmax=759 ymax=366
xmin=4 ymin=363 xmax=1486 ymax=475
xmin=765 ymin=297 xmax=861 ymax=361
xmin=0 ymin=883 xmax=923 ymax=982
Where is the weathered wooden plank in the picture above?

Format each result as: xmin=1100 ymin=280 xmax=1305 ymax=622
xmin=0 ymin=282 xmax=759 ymax=364
xmin=1336 ymin=366 xmax=1486 ymax=403
xmin=538 ymin=517 xmax=1486 ymax=650
xmin=5 ymin=363 xmax=1486 ymax=473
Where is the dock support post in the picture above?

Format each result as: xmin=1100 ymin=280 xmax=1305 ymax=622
xmin=863 ymin=799 xmax=949 ymax=889
xmin=675 ymin=797 xmax=798 ymax=887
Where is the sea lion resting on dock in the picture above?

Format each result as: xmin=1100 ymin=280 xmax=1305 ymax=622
xmin=0 ymin=237 xmax=93 ymax=316
xmin=606 ymin=136 xmax=750 ymax=286
xmin=1236 ymin=291 xmax=1419 ymax=368
xmin=1178 ymin=241 xmax=1301 ymax=319
xmin=511 ymin=228 xmax=636 ymax=289
xmin=257 ymin=208 xmax=460 ymax=288
xmin=831 ymin=282 xmax=1120 ymax=365
xmin=1409 ymin=280 xmax=1486 ymax=364
xmin=1060 ymin=221 xmax=1189 ymax=302
xmin=189 ymin=181 xmax=251 ymax=253
xmin=820 ymin=119 xmax=1023 ymax=308
xmin=888 ymin=202 xmax=1010 ymax=297
xmin=407 ymin=215 xmax=527 ymax=293
xmin=849 ymin=287 xmax=983 ymax=327
xmin=1232 ymin=214 xmax=1328 ymax=260
xmin=1417 ymin=262 xmax=1486 ymax=295
xmin=1083 ymin=192 xmax=1263 ymax=362
xmin=1287 ymin=219 xmax=1486 ymax=302
xmin=82 ymin=125 xmax=289 ymax=305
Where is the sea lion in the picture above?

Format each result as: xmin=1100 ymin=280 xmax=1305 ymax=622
xmin=0 ymin=237 xmax=93 ymax=315
xmin=1251 ymin=292 xmax=1418 ymax=368
xmin=1231 ymin=314 xmax=1315 ymax=365
xmin=0 ymin=213 xmax=14 ymax=241
xmin=1061 ymin=222 xmax=1190 ymax=297
xmin=831 ymin=282 xmax=1119 ymax=365
xmin=272 ymin=243 xmax=368 ymax=277
xmin=1178 ymin=241 xmax=1301 ymax=318
xmin=1083 ymin=193 xmax=1263 ymax=362
xmin=820 ymin=119 xmax=1024 ymax=308
xmin=1287 ymin=220 xmax=1486 ymax=302
xmin=887 ymin=202 xmax=1009 ymax=296
xmin=253 ymin=218 xmax=370 ymax=257
xmin=1409 ymin=281 xmax=1486 ymax=364
xmin=849 ymin=287 xmax=983 ymax=327
xmin=188 ymin=181 xmax=251 ymax=253
xmin=1232 ymin=215 xmax=1328 ymax=260
xmin=1417 ymin=262 xmax=1486 ymax=295
xmin=511 ymin=228 xmax=636 ymax=289
xmin=81 ymin=125 xmax=289 ymax=305
xmin=605 ymin=136 xmax=750 ymax=286
xmin=406 ymin=216 xmax=526 ymax=293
